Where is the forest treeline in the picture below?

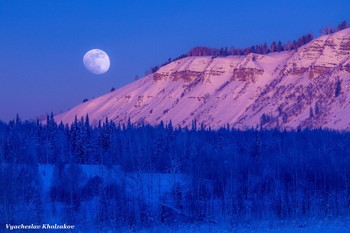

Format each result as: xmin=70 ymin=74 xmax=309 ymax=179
xmin=147 ymin=20 xmax=349 ymax=74
xmin=1 ymin=115 xmax=350 ymax=229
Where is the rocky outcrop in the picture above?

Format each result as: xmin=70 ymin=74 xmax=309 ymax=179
xmin=231 ymin=68 xmax=264 ymax=82
xmin=153 ymin=70 xmax=201 ymax=82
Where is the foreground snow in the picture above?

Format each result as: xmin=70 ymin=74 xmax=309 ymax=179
xmin=111 ymin=218 xmax=350 ymax=233
xmin=36 ymin=164 xmax=350 ymax=233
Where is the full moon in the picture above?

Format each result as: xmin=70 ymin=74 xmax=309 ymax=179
xmin=83 ymin=49 xmax=110 ymax=75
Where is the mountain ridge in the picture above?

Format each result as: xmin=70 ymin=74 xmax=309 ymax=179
xmin=56 ymin=28 xmax=350 ymax=130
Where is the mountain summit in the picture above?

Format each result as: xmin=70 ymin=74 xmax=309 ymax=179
xmin=56 ymin=28 xmax=350 ymax=130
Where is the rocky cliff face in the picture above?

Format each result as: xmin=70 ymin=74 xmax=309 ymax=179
xmin=56 ymin=28 xmax=350 ymax=130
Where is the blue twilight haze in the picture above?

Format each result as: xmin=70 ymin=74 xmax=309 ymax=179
xmin=0 ymin=0 xmax=349 ymax=121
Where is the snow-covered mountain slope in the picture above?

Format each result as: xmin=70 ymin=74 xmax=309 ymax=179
xmin=56 ymin=28 xmax=350 ymax=130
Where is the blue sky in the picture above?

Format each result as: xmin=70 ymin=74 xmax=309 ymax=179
xmin=0 ymin=0 xmax=349 ymax=121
